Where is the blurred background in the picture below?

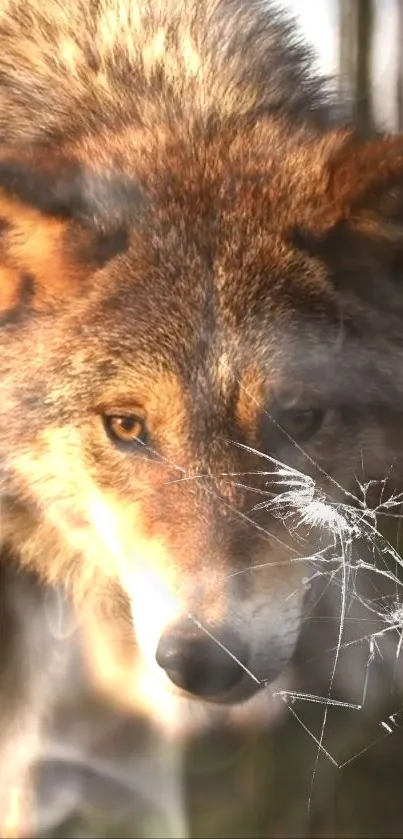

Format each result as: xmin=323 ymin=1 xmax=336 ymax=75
xmin=289 ymin=0 xmax=402 ymax=133
xmin=15 ymin=3 xmax=403 ymax=839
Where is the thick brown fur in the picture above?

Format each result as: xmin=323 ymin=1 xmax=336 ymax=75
xmin=2 ymin=0 xmax=403 ymax=832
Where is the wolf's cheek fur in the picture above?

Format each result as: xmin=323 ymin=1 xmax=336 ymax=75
xmin=3 ymin=420 xmax=309 ymax=687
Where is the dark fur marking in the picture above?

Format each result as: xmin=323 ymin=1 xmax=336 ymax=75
xmin=92 ymin=227 xmax=130 ymax=265
xmin=0 ymin=158 xmax=142 ymax=228
xmin=0 ymin=158 xmax=84 ymax=218
xmin=0 ymin=271 xmax=35 ymax=327
xmin=0 ymin=218 xmax=10 ymax=238
xmin=77 ymin=226 xmax=131 ymax=267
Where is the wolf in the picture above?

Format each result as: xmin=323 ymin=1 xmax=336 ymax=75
xmin=1 ymin=0 xmax=403 ymax=829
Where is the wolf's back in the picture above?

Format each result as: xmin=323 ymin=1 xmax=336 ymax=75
xmin=0 ymin=0 xmax=332 ymax=144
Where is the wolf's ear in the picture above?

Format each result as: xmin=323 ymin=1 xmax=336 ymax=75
xmin=0 ymin=147 xmax=136 ymax=321
xmin=294 ymin=134 xmax=403 ymax=271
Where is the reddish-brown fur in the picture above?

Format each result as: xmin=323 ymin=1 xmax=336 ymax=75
xmin=1 ymin=0 xmax=403 ymax=831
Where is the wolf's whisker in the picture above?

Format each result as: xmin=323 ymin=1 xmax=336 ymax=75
xmin=186 ymin=611 xmax=262 ymax=685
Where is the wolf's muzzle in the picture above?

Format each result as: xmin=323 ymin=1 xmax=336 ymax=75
xmin=156 ymin=618 xmax=249 ymax=698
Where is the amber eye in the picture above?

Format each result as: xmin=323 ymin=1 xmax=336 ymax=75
xmin=103 ymin=414 xmax=147 ymax=447
xmin=276 ymin=408 xmax=324 ymax=442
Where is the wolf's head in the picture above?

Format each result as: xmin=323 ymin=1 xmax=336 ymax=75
xmin=1 ymin=121 xmax=403 ymax=711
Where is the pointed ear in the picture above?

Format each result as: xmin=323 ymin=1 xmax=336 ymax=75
xmin=293 ymin=134 xmax=403 ymax=270
xmin=0 ymin=147 xmax=137 ymax=322
xmin=320 ymin=134 xmax=403 ymax=235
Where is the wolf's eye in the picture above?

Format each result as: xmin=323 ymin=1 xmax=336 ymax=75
xmin=103 ymin=414 xmax=147 ymax=447
xmin=276 ymin=408 xmax=324 ymax=442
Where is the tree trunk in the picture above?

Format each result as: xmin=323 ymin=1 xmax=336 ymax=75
xmin=339 ymin=0 xmax=374 ymax=130
xmin=397 ymin=0 xmax=403 ymax=130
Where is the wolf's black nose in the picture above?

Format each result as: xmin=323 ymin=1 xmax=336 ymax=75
xmin=156 ymin=621 xmax=248 ymax=698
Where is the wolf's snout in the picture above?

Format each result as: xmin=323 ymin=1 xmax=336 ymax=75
xmin=155 ymin=620 xmax=249 ymax=698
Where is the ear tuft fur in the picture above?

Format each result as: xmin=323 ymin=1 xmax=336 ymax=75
xmin=0 ymin=147 xmax=138 ymax=318
xmin=316 ymin=134 xmax=403 ymax=237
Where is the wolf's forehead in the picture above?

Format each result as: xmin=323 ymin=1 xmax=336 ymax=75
xmin=95 ymin=322 xmax=319 ymax=409
xmin=99 ymin=287 xmax=337 ymax=371
xmin=86 ymin=297 xmax=351 ymax=429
